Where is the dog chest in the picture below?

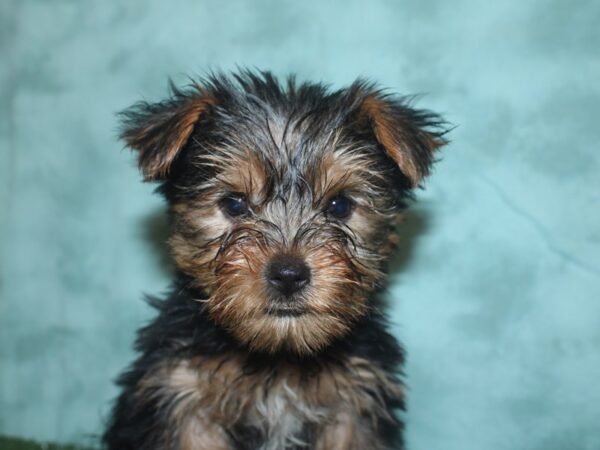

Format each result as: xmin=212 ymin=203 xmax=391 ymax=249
xmin=146 ymin=354 xmax=401 ymax=449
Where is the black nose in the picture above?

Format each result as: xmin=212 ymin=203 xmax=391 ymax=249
xmin=266 ymin=255 xmax=311 ymax=297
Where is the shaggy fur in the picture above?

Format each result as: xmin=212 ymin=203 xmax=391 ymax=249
xmin=103 ymin=70 xmax=448 ymax=450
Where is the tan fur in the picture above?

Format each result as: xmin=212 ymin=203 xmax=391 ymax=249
xmin=126 ymin=93 xmax=216 ymax=180
xmin=179 ymin=417 xmax=230 ymax=450
xmin=314 ymin=412 xmax=380 ymax=450
xmin=137 ymin=354 xmax=402 ymax=449
xmin=165 ymin=148 xmax=398 ymax=355
xmin=108 ymin=72 xmax=448 ymax=450
xmin=361 ymin=96 xmax=443 ymax=187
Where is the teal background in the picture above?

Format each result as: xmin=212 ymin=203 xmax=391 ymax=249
xmin=1 ymin=1 xmax=599 ymax=449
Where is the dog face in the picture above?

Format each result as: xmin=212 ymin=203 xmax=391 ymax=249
xmin=120 ymin=71 xmax=446 ymax=354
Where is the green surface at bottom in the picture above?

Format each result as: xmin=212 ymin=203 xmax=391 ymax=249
xmin=0 ymin=436 xmax=90 ymax=450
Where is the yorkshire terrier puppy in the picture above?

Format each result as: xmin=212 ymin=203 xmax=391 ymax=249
xmin=103 ymin=70 xmax=447 ymax=450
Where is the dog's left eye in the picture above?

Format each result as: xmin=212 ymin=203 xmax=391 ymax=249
xmin=220 ymin=194 xmax=249 ymax=218
xmin=326 ymin=195 xmax=353 ymax=220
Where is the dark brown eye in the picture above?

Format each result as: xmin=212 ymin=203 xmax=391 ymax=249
xmin=326 ymin=194 xmax=353 ymax=220
xmin=220 ymin=193 xmax=249 ymax=218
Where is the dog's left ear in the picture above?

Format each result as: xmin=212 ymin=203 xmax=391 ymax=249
xmin=356 ymin=89 xmax=448 ymax=188
xmin=119 ymin=83 xmax=216 ymax=181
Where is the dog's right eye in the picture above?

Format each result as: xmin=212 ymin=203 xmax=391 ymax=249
xmin=326 ymin=194 xmax=353 ymax=220
xmin=220 ymin=194 xmax=249 ymax=218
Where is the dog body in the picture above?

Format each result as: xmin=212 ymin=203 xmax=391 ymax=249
xmin=104 ymin=71 xmax=446 ymax=450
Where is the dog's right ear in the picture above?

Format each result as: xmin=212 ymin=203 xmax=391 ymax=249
xmin=119 ymin=82 xmax=216 ymax=181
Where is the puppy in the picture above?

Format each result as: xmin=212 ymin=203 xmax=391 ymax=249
xmin=103 ymin=70 xmax=447 ymax=450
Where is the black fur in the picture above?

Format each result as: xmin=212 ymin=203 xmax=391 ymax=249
xmin=104 ymin=70 xmax=447 ymax=450
xmin=104 ymin=276 xmax=404 ymax=449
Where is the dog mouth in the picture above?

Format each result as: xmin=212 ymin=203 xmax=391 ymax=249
xmin=265 ymin=302 xmax=307 ymax=317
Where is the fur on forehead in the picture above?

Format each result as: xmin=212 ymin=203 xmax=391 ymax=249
xmin=119 ymin=69 xmax=448 ymax=195
xmin=196 ymin=138 xmax=394 ymax=209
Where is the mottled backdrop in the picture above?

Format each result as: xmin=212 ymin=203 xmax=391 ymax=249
xmin=1 ymin=1 xmax=599 ymax=449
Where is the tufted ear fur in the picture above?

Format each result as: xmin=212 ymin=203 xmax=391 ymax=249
xmin=119 ymin=82 xmax=216 ymax=181
xmin=356 ymin=88 xmax=448 ymax=188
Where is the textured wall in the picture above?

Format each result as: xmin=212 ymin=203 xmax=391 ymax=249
xmin=1 ymin=1 xmax=599 ymax=449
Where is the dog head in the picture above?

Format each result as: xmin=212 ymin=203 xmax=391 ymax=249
xmin=120 ymin=71 xmax=447 ymax=354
